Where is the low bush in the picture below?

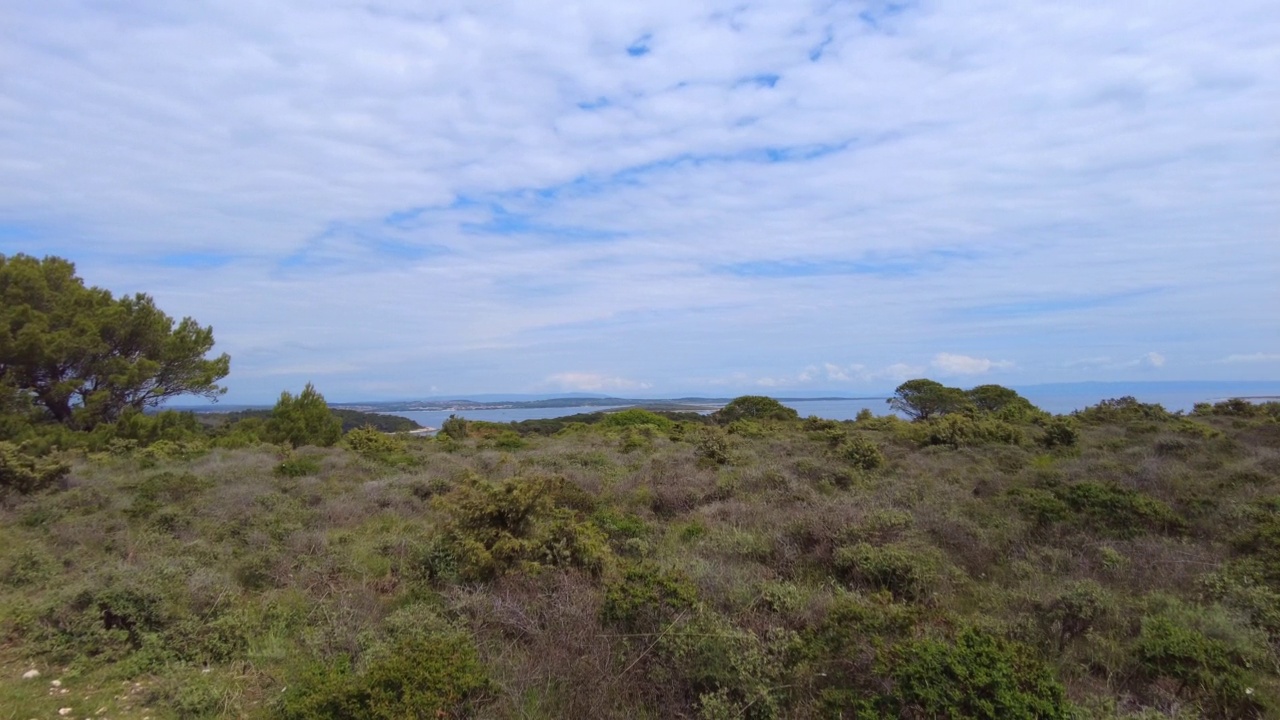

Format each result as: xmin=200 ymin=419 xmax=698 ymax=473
xmin=275 ymin=453 xmax=322 ymax=478
xmin=833 ymin=542 xmax=942 ymax=602
xmin=1076 ymin=396 xmax=1173 ymax=424
xmin=694 ymin=426 xmax=732 ymax=465
xmin=654 ymin=610 xmax=784 ymax=720
xmin=912 ymin=414 xmax=1027 ymax=448
xmin=600 ymin=408 xmax=675 ymax=432
xmin=713 ymin=396 xmax=799 ymax=425
xmin=277 ymin=612 xmax=493 ymax=719
xmin=835 ymin=434 xmax=885 ymax=471
xmin=884 ymin=626 xmax=1071 ymax=719
xmin=1133 ymin=598 xmax=1272 ymax=717
xmin=433 ymin=475 xmax=612 ymax=580
xmin=0 ymin=441 xmax=69 ymax=496
xmin=601 ymin=561 xmax=698 ymax=633
xmin=343 ymin=426 xmax=406 ymax=457
xmin=1013 ymin=481 xmax=1186 ymax=538
xmin=1038 ymin=416 xmax=1079 ymax=449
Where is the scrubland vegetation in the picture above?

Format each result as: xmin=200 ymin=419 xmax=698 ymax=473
xmin=3 ymin=388 xmax=1280 ymax=718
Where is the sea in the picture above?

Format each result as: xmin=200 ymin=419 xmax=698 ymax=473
xmin=379 ymin=381 xmax=1280 ymax=430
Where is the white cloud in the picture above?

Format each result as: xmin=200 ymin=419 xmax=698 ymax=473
xmin=544 ymin=372 xmax=653 ymax=393
xmin=931 ymin=353 xmax=1014 ymax=376
xmin=1221 ymin=352 xmax=1280 ymax=364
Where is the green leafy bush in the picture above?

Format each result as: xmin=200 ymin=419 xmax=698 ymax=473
xmin=835 ymin=434 xmax=885 ymax=471
xmin=433 ymin=475 xmax=612 ymax=580
xmin=268 ymin=383 xmax=342 ymax=448
xmin=0 ymin=441 xmax=68 ymax=496
xmin=833 ymin=542 xmax=942 ymax=602
xmin=274 ymin=453 xmax=322 ymax=477
xmin=913 ymin=414 xmax=1026 ymax=448
xmin=1230 ymin=498 xmax=1280 ymax=582
xmin=713 ymin=396 xmax=799 ymax=425
xmin=601 ymin=561 xmax=697 ymax=633
xmin=1134 ymin=599 xmax=1271 ymax=718
xmin=1038 ymin=416 xmax=1079 ymax=449
xmin=343 ymin=426 xmax=406 ymax=457
xmin=885 ymin=627 xmax=1071 ymax=719
xmin=1041 ymin=581 xmax=1109 ymax=651
xmin=1059 ymin=481 xmax=1186 ymax=538
xmin=655 ymin=611 xmax=784 ymax=720
xmin=488 ymin=430 xmax=526 ymax=450
xmin=1014 ymin=481 xmax=1186 ymax=538
xmin=1076 ymin=396 xmax=1172 ymax=424
xmin=124 ymin=470 xmax=211 ymax=521
xmin=439 ymin=414 xmax=468 ymax=440
xmin=277 ymin=612 xmax=493 ymax=720
xmin=694 ymin=426 xmax=732 ymax=465
xmin=600 ymin=408 xmax=675 ymax=431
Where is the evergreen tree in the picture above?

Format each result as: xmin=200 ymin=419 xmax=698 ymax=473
xmin=267 ymin=383 xmax=342 ymax=448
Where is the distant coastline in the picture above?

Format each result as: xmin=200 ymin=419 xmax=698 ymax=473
xmin=167 ymin=380 xmax=1280 ymax=417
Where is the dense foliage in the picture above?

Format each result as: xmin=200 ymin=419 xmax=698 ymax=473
xmin=0 ymin=254 xmax=230 ymax=428
xmin=266 ymin=383 xmax=343 ymax=449
xmin=1 ymin=390 xmax=1279 ymax=718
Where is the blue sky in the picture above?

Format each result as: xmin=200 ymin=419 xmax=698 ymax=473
xmin=1 ymin=1 xmax=1277 ymax=402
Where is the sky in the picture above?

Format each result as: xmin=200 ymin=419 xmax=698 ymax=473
xmin=1 ymin=1 xmax=1278 ymax=403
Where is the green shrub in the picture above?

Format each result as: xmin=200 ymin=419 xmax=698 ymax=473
xmin=1229 ymin=498 xmax=1280 ymax=582
xmin=0 ymin=441 xmax=69 ymax=496
xmin=1041 ymin=581 xmax=1109 ymax=651
xmin=833 ymin=542 xmax=941 ymax=602
xmin=343 ymin=426 xmax=406 ymax=457
xmin=885 ymin=627 xmax=1071 ymax=719
xmin=1038 ymin=417 xmax=1079 ymax=449
xmin=591 ymin=507 xmax=650 ymax=544
xmin=600 ymin=408 xmax=675 ymax=431
xmin=1059 ymin=481 xmax=1186 ymax=538
xmin=601 ymin=561 xmax=698 ymax=633
xmin=135 ymin=438 xmax=208 ymax=466
xmin=275 ymin=453 xmax=322 ymax=478
xmin=803 ymin=416 xmax=843 ymax=433
xmin=727 ymin=419 xmax=771 ymax=438
xmin=488 ymin=430 xmax=526 ymax=450
xmin=1134 ymin=600 xmax=1271 ymax=718
xmin=2 ymin=544 xmax=58 ymax=587
xmin=277 ymin=616 xmax=493 ymax=719
xmin=1200 ymin=563 xmax=1280 ymax=641
xmin=1076 ymin=396 xmax=1172 ymax=424
xmin=619 ymin=427 xmax=652 ymax=453
xmin=914 ymin=414 xmax=1026 ymax=448
xmin=433 ymin=475 xmax=612 ymax=580
xmin=713 ymin=396 xmax=799 ymax=425
xmin=835 ymin=434 xmax=885 ymax=471
xmin=808 ymin=613 xmax=1066 ymax=716
xmin=655 ymin=611 xmax=783 ymax=720
xmin=440 ymin=414 xmax=468 ymax=440
xmin=694 ymin=426 xmax=732 ymax=465
xmin=124 ymin=470 xmax=211 ymax=521
xmin=1193 ymin=398 xmax=1275 ymax=419
xmin=268 ymin=383 xmax=342 ymax=448
xmin=1014 ymin=482 xmax=1186 ymax=538
xmin=111 ymin=408 xmax=206 ymax=444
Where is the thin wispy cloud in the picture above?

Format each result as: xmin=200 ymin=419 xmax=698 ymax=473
xmin=931 ymin=353 xmax=1015 ymax=377
xmin=0 ymin=1 xmax=1276 ymax=401
xmin=1221 ymin=353 xmax=1280 ymax=365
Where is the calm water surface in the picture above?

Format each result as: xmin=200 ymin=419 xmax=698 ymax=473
xmin=382 ymin=383 xmax=1279 ymax=429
